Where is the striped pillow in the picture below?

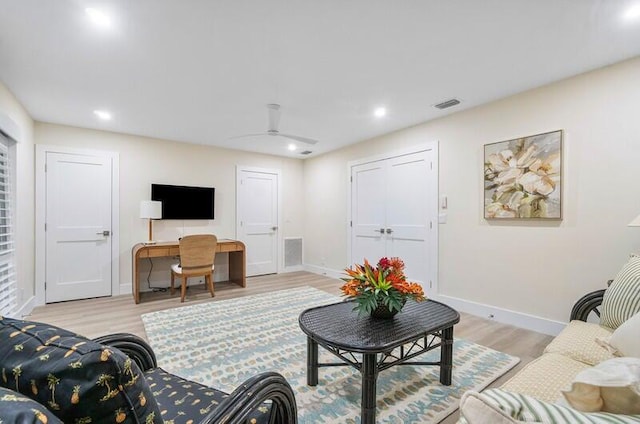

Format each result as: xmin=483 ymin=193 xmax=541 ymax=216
xmin=460 ymin=388 xmax=640 ymax=424
xmin=600 ymin=255 xmax=640 ymax=330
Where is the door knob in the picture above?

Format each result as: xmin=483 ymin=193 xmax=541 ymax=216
xmin=271 ymin=226 xmax=278 ymax=231
xmin=96 ymin=230 xmax=110 ymax=236
xmin=375 ymin=228 xmax=384 ymax=234
xmin=385 ymin=228 xmax=393 ymax=234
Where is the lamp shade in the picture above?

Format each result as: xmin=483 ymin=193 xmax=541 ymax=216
xmin=629 ymin=213 xmax=640 ymax=227
xmin=140 ymin=200 xmax=162 ymax=219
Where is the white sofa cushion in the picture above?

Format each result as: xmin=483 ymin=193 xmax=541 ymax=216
xmin=501 ymin=352 xmax=590 ymax=403
xmin=459 ymin=388 xmax=640 ymax=424
xmin=601 ymin=255 xmax=640 ymax=330
xmin=544 ymin=320 xmax=614 ymax=366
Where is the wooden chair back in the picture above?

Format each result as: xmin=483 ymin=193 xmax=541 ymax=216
xmin=178 ymin=234 xmax=218 ymax=275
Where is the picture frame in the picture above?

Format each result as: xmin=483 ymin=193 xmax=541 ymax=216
xmin=484 ymin=130 xmax=562 ymax=219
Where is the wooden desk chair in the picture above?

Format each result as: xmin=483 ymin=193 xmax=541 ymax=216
xmin=170 ymin=234 xmax=217 ymax=302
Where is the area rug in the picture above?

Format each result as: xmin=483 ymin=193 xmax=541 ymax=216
xmin=141 ymin=287 xmax=519 ymax=423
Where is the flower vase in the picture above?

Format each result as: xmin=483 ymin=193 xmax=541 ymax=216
xmin=370 ymin=299 xmax=406 ymax=319
xmin=370 ymin=304 xmax=400 ymax=319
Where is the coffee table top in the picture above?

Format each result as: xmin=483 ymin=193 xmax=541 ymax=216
xmin=298 ymin=299 xmax=459 ymax=353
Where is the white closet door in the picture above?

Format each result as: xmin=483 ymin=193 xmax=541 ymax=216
xmin=351 ymin=161 xmax=386 ymax=264
xmin=385 ymin=151 xmax=432 ymax=287
xmin=350 ymin=149 xmax=436 ymax=288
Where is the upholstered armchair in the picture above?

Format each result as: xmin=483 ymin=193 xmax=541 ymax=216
xmin=0 ymin=316 xmax=297 ymax=424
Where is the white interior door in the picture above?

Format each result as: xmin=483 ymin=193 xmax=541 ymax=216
xmin=351 ymin=161 xmax=386 ymax=264
xmin=350 ymin=149 xmax=436 ymax=288
xmin=237 ymin=168 xmax=279 ymax=276
xmin=385 ymin=152 xmax=432 ymax=286
xmin=45 ymin=152 xmax=113 ymax=303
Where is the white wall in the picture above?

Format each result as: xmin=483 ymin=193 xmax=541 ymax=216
xmin=304 ymin=57 xmax=640 ymax=330
xmin=8 ymin=56 xmax=640 ymax=330
xmin=35 ymin=123 xmax=305 ymax=292
xmin=0 ymin=81 xmax=35 ymax=313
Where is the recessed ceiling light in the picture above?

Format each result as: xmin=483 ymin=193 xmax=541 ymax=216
xmin=374 ymin=107 xmax=387 ymax=118
xmin=624 ymin=4 xmax=640 ymax=20
xmin=287 ymin=143 xmax=297 ymax=151
xmin=85 ymin=8 xmax=111 ymax=28
xmin=93 ymin=110 xmax=112 ymax=120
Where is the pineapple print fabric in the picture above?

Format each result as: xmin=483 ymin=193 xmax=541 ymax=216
xmin=0 ymin=386 xmax=63 ymax=424
xmin=145 ymin=368 xmax=272 ymax=424
xmin=0 ymin=317 xmax=162 ymax=424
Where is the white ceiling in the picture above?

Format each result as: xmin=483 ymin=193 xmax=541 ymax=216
xmin=1 ymin=1 xmax=639 ymax=158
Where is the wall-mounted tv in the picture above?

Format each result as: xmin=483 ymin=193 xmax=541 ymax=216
xmin=151 ymin=184 xmax=215 ymax=220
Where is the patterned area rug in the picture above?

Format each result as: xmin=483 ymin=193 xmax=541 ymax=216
xmin=142 ymin=287 xmax=519 ymax=423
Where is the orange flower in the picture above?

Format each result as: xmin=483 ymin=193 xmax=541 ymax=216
xmin=389 ymin=257 xmax=405 ymax=272
xmin=340 ymin=257 xmax=426 ymax=314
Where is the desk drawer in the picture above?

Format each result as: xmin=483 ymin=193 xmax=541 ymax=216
xmin=219 ymin=242 xmax=241 ymax=252
xmin=139 ymin=247 xmax=180 ymax=258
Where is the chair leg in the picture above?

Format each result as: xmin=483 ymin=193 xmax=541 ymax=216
xmin=181 ymin=276 xmax=187 ymax=302
xmin=206 ymin=273 xmax=215 ymax=297
xmin=170 ymin=271 xmax=175 ymax=295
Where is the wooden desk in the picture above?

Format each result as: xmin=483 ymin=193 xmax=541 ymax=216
xmin=132 ymin=239 xmax=246 ymax=304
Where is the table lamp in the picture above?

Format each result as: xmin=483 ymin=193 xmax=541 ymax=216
xmin=629 ymin=213 xmax=640 ymax=227
xmin=140 ymin=200 xmax=162 ymax=244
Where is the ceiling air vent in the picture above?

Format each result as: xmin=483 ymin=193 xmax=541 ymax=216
xmin=434 ymin=98 xmax=461 ymax=110
xmin=300 ymin=150 xmax=313 ymax=155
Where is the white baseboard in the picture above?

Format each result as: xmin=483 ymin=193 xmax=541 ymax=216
xmin=303 ymin=264 xmax=343 ymax=280
xmin=281 ymin=265 xmax=304 ymax=273
xmin=16 ymin=296 xmax=36 ymax=318
xmin=119 ymin=283 xmax=132 ymax=295
xmin=302 ymin=264 xmax=564 ymax=336
xmin=432 ymin=294 xmax=566 ymax=336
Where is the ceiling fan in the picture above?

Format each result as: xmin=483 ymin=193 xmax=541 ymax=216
xmin=229 ymin=104 xmax=318 ymax=145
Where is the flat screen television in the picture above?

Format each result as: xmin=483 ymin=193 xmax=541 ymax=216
xmin=151 ymin=184 xmax=215 ymax=220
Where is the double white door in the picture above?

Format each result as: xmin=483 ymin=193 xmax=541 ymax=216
xmin=351 ymin=150 xmax=435 ymax=289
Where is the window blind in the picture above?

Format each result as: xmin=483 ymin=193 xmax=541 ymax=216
xmin=0 ymin=134 xmax=16 ymax=317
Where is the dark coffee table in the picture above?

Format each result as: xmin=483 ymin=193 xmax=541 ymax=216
xmin=298 ymin=299 xmax=460 ymax=424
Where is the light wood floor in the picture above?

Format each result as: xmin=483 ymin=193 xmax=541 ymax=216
xmin=28 ymin=271 xmax=553 ymax=424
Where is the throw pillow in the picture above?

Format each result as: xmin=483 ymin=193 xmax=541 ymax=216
xmin=0 ymin=316 xmax=162 ymax=424
xmin=460 ymin=388 xmax=640 ymax=424
xmin=562 ymin=357 xmax=640 ymax=414
xmin=0 ymin=386 xmax=64 ymax=424
xmin=600 ymin=255 xmax=640 ymax=330
xmin=597 ymin=311 xmax=640 ymax=358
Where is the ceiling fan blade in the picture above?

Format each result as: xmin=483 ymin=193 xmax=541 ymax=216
xmin=227 ymin=104 xmax=318 ymax=146
xmin=267 ymin=104 xmax=281 ymax=132
xmin=278 ymin=133 xmax=319 ymax=145
xmin=225 ymin=133 xmax=269 ymax=141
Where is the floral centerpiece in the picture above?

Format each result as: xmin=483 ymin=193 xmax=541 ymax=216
xmin=340 ymin=257 xmax=425 ymax=318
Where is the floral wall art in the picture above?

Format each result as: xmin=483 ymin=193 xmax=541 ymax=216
xmin=484 ymin=130 xmax=562 ymax=219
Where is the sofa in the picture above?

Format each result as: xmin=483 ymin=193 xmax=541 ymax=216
xmin=0 ymin=316 xmax=298 ymax=424
xmin=459 ymin=254 xmax=640 ymax=423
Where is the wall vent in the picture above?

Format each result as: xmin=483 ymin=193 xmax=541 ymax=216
xmin=284 ymin=237 xmax=303 ymax=268
xmin=434 ymin=98 xmax=461 ymax=110
xmin=300 ymin=150 xmax=313 ymax=155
